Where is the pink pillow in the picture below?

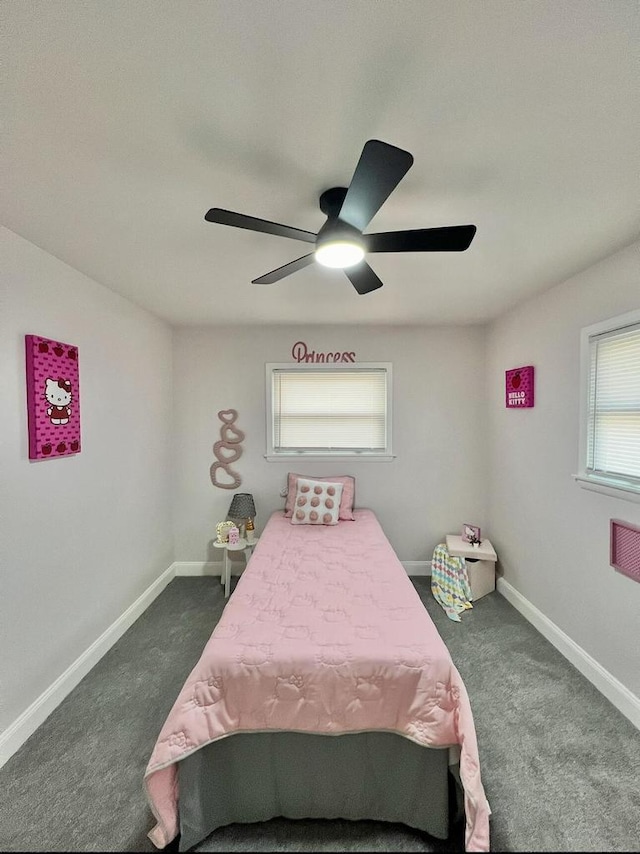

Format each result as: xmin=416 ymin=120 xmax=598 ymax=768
xmin=284 ymin=472 xmax=355 ymax=521
xmin=290 ymin=478 xmax=344 ymax=526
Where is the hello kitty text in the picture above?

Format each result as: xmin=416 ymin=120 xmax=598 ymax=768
xmin=507 ymin=391 xmax=527 ymax=405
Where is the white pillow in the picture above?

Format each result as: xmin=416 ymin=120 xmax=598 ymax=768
xmin=290 ymin=478 xmax=344 ymax=526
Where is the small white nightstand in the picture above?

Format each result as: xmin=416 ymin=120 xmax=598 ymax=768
xmin=446 ymin=534 xmax=497 ymax=601
xmin=212 ymin=537 xmax=258 ymax=598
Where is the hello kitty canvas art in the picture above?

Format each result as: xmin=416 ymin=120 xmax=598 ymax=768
xmin=505 ymin=365 xmax=534 ymax=408
xmin=25 ymin=335 xmax=81 ymax=460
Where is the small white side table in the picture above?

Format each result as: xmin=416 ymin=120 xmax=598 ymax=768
xmin=446 ymin=534 xmax=497 ymax=601
xmin=212 ymin=537 xmax=258 ymax=598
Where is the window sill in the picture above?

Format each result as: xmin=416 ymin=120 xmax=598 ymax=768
xmin=573 ymin=474 xmax=640 ymax=504
xmin=265 ymin=454 xmax=396 ymax=462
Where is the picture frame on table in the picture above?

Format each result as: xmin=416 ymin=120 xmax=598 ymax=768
xmin=216 ymin=520 xmax=236 ymax=543
xmin=462 ymin=523 xmax=482 ymax=545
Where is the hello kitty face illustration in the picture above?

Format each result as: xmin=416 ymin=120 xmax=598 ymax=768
xmin=45 ymin=377 xmax=72 ymax=425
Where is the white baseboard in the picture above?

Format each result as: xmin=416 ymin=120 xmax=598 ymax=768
xmin=174 ymin=560 xmax=233 ymax=576
xmin=497 ymin=577 xmax=640 ymax=731
xmin=403 ymin=560 xmax=432 ymax=576
xmin=174 ymin=560 xmax=432 ymax=577
xmin=0 ymin=565 xmax=175 ymax=769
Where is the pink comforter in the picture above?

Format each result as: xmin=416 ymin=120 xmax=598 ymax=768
xmin=145 ymin=510 xmax=490 ymax=851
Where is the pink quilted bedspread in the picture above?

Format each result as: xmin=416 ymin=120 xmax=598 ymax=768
xmin=145 ymin=510 xmax=490 ymax=851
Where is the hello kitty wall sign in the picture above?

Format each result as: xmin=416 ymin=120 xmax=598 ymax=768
xmin=25 ymin=335 xmax=81 ymax=460
xmin=505 ymin=365 xmax=534 ymax=408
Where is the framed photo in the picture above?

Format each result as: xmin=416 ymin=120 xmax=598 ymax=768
xmin=462 ymin=523 xmax=481 ymax=544
xmin=25 ymin=334 xmax=81 ymax=460
xmin=216 ymin=520 xmax=236 ymax=543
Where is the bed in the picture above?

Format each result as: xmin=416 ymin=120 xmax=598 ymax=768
xmin=144 ymin=506 xmax=490 ymax=852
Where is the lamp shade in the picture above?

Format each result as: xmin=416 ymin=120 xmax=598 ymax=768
xmin=227 ymin=493 xmax=256 ymax=520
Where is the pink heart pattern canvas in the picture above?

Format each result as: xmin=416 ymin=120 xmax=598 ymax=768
xmin=25 ymin=335 xmax=81 ymax=460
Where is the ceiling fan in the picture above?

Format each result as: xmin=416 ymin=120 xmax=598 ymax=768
xmin=204 ymin=139 xmax=476 ymax=295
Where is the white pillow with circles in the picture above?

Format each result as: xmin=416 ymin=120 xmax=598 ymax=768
xmin=290 ymin=478 xmax=344 ymax=526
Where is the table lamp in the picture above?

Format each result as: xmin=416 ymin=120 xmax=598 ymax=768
xmin=227 ymin=493 xmax=256 ymax=542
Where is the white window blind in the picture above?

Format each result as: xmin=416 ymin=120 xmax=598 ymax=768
xmin=270 ymin=366 xmax=390 ymax=455
xmin=586 ymin=322 xmax=640 ymax=485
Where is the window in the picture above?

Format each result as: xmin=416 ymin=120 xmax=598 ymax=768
xmin=265 ymin=363 xmax=393 ymax=460
xmin=576 ymin=310 xmax=640 ymax=501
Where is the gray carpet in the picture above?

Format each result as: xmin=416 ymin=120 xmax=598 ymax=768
xmin=1 ymin=577 xmax=639 ymax=853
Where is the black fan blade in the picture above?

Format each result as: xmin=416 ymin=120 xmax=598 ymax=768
xmin=344 ymin=261 xmax=384 ymax=295
xmin=205 ymin=208 xmax=316 ymax=244
xmin=252 ymin=253 xmax=316 ymax=285
xmin=338 ymin=140 xmax=414 ymax=232
xmin=367 ymin=224 xmax=476 ymax=253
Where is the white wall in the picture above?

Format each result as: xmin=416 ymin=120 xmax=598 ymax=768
xmin=487 ymin=240 xmax=640 ymax=696
xmin=0 ymin=227 xmax=174 ymax=734
xmin=173 ymin=325 xmax=488 ymax=564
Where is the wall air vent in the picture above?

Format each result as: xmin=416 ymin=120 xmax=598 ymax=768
xmin=610 ymin=519 xmax=640 ymax=583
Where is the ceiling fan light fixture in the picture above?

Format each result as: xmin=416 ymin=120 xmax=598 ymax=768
xmin=315 ymin=240 xmax=365 ymax=269
xmin=204 ymin=140 xmax=477 ymax=293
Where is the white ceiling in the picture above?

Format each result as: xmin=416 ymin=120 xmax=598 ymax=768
xmin=3 ymin=0 xmax=639 ymax=326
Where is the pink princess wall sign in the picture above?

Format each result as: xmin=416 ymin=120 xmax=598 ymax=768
xmin=25 ymin=335 xmax=81 ymax=460
xmin=505 ymin=365 xmax=534 ymax=408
